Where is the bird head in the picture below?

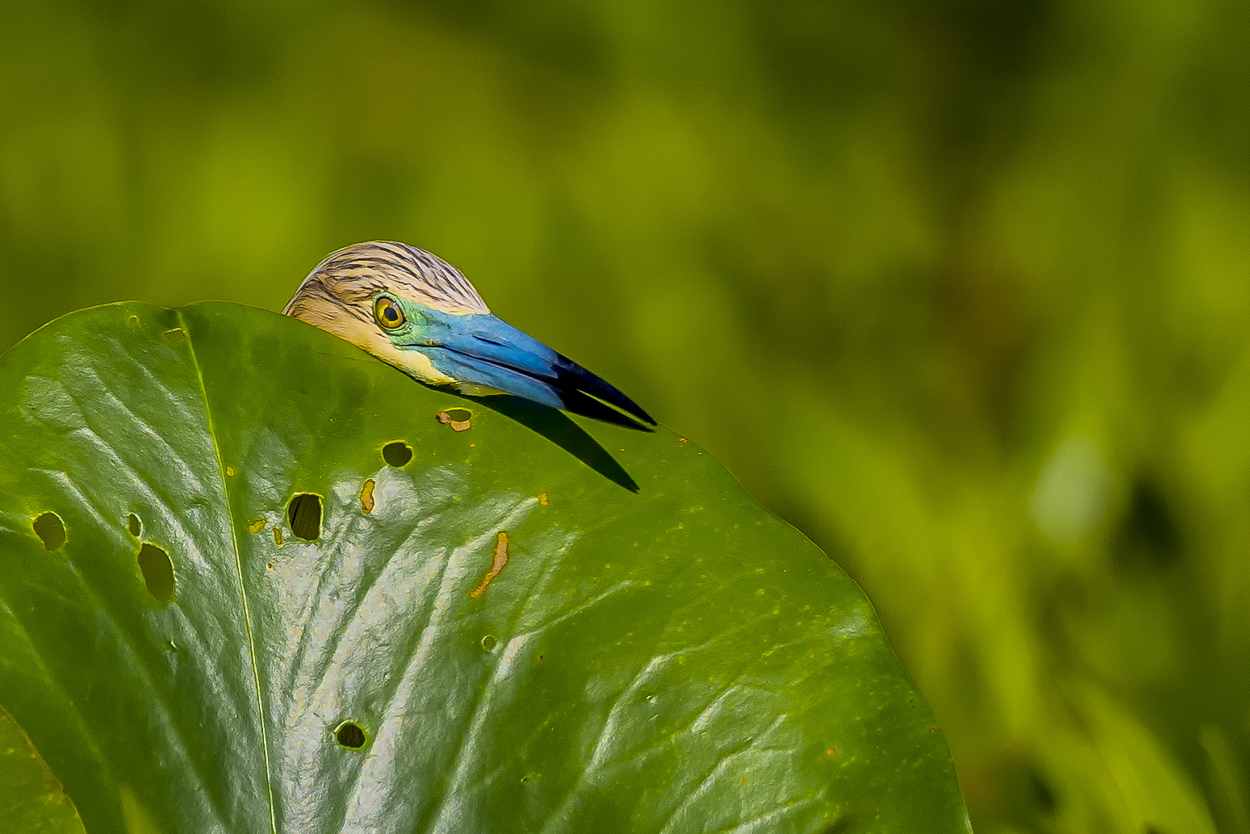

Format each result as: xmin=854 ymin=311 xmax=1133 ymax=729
xmin=286 ymin=240 xmax=657 ymax=429
xmin=283 ymin=241 xmax=490 ymax=385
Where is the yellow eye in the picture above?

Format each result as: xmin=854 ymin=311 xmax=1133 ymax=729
xmin=375 ymin=297 xmax=405 ymax=330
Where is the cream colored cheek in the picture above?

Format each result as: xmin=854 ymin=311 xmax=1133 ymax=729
xmin=372 ymin=340 xmax=457 ymax=385
xmin=291 ymin=307 xmax=457 ymax=385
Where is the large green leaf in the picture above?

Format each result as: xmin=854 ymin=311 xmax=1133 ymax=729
xmin=0 ymin=703 xmax=85 ymax=833
xmin=0 ymin=302 xmax=968 ymax=833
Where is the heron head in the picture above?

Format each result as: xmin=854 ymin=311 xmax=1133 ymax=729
xmin=284 ymin=241 xmax=490 ymax=382
xmin=286 ymin=240 xmax=657 ymax=429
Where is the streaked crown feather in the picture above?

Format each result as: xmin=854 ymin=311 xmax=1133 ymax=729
xmin=284 ymin=241 xmax=490 ymax=328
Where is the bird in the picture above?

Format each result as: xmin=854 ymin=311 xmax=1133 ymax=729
xmin=284 ymin=241 xmax=656 ymax=430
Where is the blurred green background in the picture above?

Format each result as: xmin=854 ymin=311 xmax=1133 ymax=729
xmin=3 ymin=1 xmax=1249 ymax=831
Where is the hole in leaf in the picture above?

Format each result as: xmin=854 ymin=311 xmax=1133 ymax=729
xmin=288 ymin=493 xmax=322 ymax=541
xmin=436 ymin=408 xmax=473 ymax=432
xmin=32 ymin=513 xmax=65 ymax=551
xmin=334 ymin=721 xmax=367 ymax=750
xmin=163 ymin=328 xmax=184 ymax=344
xmin=481 ymin=635 xmax=497 ymax=651
xmin=138 ymin=543 xmax=174 ymax=603
xmin=360 ymin=479 xmax=376 ymax=514
xmin=382 ymin=441 xmax=413 ymax=467
xmin=127 ymin=514 xmax=141 ymax=537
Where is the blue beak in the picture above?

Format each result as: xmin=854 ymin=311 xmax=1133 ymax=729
xmin=408 ymin=313 xmax=656 ymax=430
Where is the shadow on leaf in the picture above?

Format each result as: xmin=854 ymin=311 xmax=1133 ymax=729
xmin=463 ymin=393 xmax=640 ymax=493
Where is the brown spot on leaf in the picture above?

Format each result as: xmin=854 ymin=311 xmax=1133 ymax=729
xmin=273 ymin=527 xmax=284 ymax=547
xmin=360 ymin=479 xmax=376 ymax=515
xmin=225 ymin=465 xmax=236 ymax=477
xmin=248 ymin=519 xmax=266 ymax=534
xmin=437 ymin=408 xmax=473 ymax=432
xmin=470 ymin=531 xmax=510 ymax=599
xmin=537 ymin=493 xmax=550 ymax=507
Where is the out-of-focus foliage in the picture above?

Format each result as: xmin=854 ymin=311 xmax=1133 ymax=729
xmin=1 ymin=1 xmax=1247 ymax=831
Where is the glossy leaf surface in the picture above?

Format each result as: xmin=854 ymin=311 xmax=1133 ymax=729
xmin=0 ymin=303 xmax=969 ymax=833
xmin=0 ymin=704 xmax=85 ymax=833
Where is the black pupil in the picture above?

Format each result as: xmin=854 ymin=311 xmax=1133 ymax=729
xmin=383 ymin=305 xmax=397 ymax=322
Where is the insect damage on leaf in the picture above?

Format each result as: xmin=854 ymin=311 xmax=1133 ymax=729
xmin=288 ymin=493 xmax=322 ymax=541
xmin=470 ymin=531 xmax=510 ymax=599
xmin=382 ymin=441 xmax=413 ymax=467
xmin=32 ymin=512 xmax=65 ymax=552
xmin=334 ymin=721 xmax=367 ymax=750
xmin=137 ymin=543 xmax=174 ymax=603
xmin=436 ymin=408 xmax=472 ymax=432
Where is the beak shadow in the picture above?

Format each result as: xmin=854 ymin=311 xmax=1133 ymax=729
xmin=460 ymin=393 xmax=641 ymax=493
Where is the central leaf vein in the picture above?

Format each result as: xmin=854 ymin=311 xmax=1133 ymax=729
xmin=180 ymin=310 xmax=279 ymax=834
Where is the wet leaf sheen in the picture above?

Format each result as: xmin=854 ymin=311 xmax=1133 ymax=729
xmin=0 ymin=302 xmax=969 ymax=833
